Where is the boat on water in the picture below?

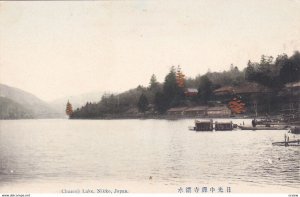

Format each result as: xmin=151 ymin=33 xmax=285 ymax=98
xmin=272 ymin=140 xmax=300 ymax=146
xmin=272 ymin=131 xmax=300 ymax=146
xmin=189 ymin=120 xmax=235 ymax=131
xmin=238 ymin=125 xmax=288 ymax=130
xmin=289 ymin=126 xmax=300 ymax=134
xmin=189 ymin=118 xmax=293 ymax=131
xmin=254 ymin=113 xmax=300 ymax=127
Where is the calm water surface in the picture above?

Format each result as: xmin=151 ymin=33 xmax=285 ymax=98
xmin=0 ymin=119 xmax=299 ymax=192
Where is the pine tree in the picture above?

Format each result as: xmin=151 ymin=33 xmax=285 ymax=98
xmin=163 ymin=66 xmax=178 ymax=99
xmin=163 ymin=66 xmax=185 ymax=108
xmin=176 ymin=65 xmax=185 ymax=88
xmin=154 ymin=92 xmax=168 ymax=113
xmin=137 ymin=94 xmax=149 ymax=113
xmin=149 ymin=74 xmax=159 ymax=90
xmin=66 ymin=100 xmax=73 ymax=116
xmin=197 ymin=75 xmax=212 ymax=104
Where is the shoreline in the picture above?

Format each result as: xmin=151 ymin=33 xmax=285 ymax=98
xmin=69 ymin=114 xmax=275 ymax=120
xmin=0 ymin=115 xmax=284 ymax=121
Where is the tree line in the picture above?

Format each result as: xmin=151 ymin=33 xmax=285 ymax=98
xmin=70 ymin=51 xmax=300 ymax=118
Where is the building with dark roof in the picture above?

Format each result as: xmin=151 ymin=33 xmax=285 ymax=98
xmin=207 ymin=106 xmax=231 ymax=117
xmin=184 ymin=88 xmax=198 ymax=97
xmin=213 ymin=82 xmax=272 ymax=96
xmin=184 ymin=106 xmax=207 ymax=117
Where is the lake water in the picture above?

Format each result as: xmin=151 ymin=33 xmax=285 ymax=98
xmin=0 ymin=119 xmax=299 ymax=193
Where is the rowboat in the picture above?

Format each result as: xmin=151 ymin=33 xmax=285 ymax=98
xmin=290 ymin=126 xmax=300 ymax=134
xmin=272 ymin=140 xmax=300 ymax=146
xmin=238 ymin=125 xmax=288 ymax=130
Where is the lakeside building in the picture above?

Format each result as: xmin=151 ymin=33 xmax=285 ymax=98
xmin=213 ymin=82 xmax=272 ymax=97
xmin=213 ymin=82 xmax=273 ymax=115
xmin=184 ymin=88 xmax=198 ymax=97
xmin=166 ymin=106 xmax=231 ymax=117
xmin=184 ymin=106 xmax=207 ymax=117
xmin=279 ymin=81 xmax=300 ymax=114
xmin=213 ymin=86 xmax=235 ymax=96
xmin=167 ymin=107 xmax=188 ymax=116
xmin=206 ymin=106 xmax=231 ymax=117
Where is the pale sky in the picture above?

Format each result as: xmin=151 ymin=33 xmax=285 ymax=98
xmin=0 ymin=0 xmax=300 ymax=101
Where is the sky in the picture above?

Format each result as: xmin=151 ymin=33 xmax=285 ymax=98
xmin=0 ymin=0 xmax=300 ymax=101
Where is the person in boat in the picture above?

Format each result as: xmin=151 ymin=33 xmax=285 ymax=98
xmin=252 ymin=118 xmax=257 ymax=127
xmin=284 ymin=134 xmax=288 ymax=146
xmin=265 ymin=113 xmax=270 ymax=121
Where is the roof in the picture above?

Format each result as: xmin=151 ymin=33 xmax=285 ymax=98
xmin=285 ymin=81 xmax=300 ymax=88
xmin=207 ymin=106 xmax=230 ymax=111
xmin=185 ymin=88 xmax=198 ymax=93
xmin=214 ymin=83 xmax=272 ymax=95
xmin=280 ymin=81 xmax=300 ymax=96
xmin=167 ymin=107 xmax=188 ymax=112
xmin=234 ymin=82 xmax=272 ymax=94
xmin=185 ymin=106 xmax=207 ymax=112
xmin=213 ymin=86 xmax=234 ymax=95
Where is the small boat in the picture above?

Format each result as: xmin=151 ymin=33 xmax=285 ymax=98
xmin=238 ymin=125 xmax=288 ymax=130
xmin=188 ymin=126 xmax=196 ymax=131
xmin=290 ymin=126 xmax=300 ymax=134
xmin=272 ymin=140 xmax=300 ymax=146
xmin=256 ymin=122 xmax=288 ymax=126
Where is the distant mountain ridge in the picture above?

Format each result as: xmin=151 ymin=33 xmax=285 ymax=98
xmin=49 ymin=91 xmax=104 ymax=114
xmin=0 ymin=97 xmax=34 ymax=119
xmin=0 ymin=84 xmax=62 ymax=119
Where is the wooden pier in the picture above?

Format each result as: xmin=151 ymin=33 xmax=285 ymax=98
xmin=238 ymin=125 xmax=288 ymax=130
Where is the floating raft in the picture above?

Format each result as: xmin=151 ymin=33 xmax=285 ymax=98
xmin=272 ymin=140 xmax=300 ymax=146
xmin=238 ymin=125 xmax=288 ymax=130
xmin=215 ymin=121 xmax=233 ymax=131
xmin=190 ymin=120 xmax=234 ymax=131
xmin=194 ymin=120 xmax=213 ymax=131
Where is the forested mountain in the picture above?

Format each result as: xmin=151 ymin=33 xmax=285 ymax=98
xmin=70 ymin=51 xmax=300 ymax=119
xmin=0 ymin=84 xmax=61 ymax=119
xmin=0 ymin=97 xmax=33 ymax=119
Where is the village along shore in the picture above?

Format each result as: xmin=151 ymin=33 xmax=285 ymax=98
xmin=68 ymin=52 xmax=300 ymax=122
